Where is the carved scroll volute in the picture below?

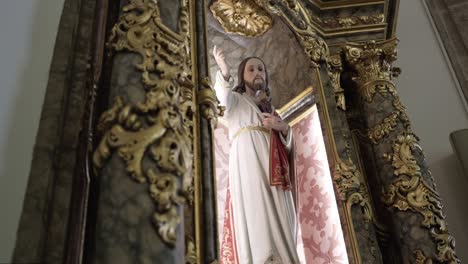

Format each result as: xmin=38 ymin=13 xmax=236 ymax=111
xmin=382 ymin=134 xmax=459 ymax=263
xmin=343 ymin=39 xmax=399 ymax=102
xmin=93 ymin=0 xmax=193 ymax=247
xmin=198 ymin=77 xmax=225 ymax=126
xmin=328 ymin=54 xmax=346 ymax=111
xmin=333 ymin=159 xmax=372 ymax=221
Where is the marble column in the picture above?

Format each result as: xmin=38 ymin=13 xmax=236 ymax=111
xmin=343 ymin=39 xmax=460 ymax=264
xmin=90 ymin=0 xmax=192 ymax=263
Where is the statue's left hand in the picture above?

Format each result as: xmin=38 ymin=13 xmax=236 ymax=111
xmin=261 ymin=113 xmax=289 ymax=136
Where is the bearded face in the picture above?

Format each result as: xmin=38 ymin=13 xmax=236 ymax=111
xmin=243 ymin=58 xmax=267 ymax=93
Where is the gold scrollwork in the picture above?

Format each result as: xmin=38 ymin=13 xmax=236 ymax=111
xmin=210 ymin=0 xmax=273 ymax=37
xmin=344 ymin=39 xmax=398 ymax=102
xmin=414 ymin=250 xmax=433 ymax=264
xmin=328 ymin=54 xmax=346 ymax=110
xmin=368 ymin=111 xmax=399 ymax=144
xmin=333 ymin=159 xmax=372 ymax=221
xmin=393 ymin=97 xmax=412 ymax=132
xmin=316 ymin=14 xmax=385 ymax=29
xmin=93 ymin=0 xmax=193 ymax=247
xmin=185 ymin=237 xmax=197 ymax=264
xmin=198 ymin=77 xmax=225 ymax=126
xmin=383 ymin=134 xmax=460 ymax=263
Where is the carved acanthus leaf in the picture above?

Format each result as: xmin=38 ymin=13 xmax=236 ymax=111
xmin=93 ymin=0 xmax=193 ymax=247
xmin=383 ymin=134 xmax=460 ymax=263
xmin=344 ymin=39 xmax=398 ymax=102
xmin=333 ymin=159 xmax=372 ymax=221
xmin=210 ymin=0 xmax=273 ymax=37
xmin=328 ymin=54 xmax=346 ymax=110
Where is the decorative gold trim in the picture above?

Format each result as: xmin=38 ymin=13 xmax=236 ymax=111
xmin=344 ymin=39 xmax=399 ymax=102
xmin=185 ymin=237 xmax=197 ymax=264
xmin=315 ymin=68 xmax=365 ymax=264
xmin=383 ymin=134 xmax=460 ymax=263
xmin=210 ymin=0 xmax=273 ymax=37
xmin=198 ymin=77 xmax=225 ymax=126
xmin=288 ymin=104 xmax=316 ymax=127
xmin=414 ymin=250 xmax=433 ymax=264
xmin=368 ymin=111 xmax=399 ymax=144
xmin=276 ymin=86 xmax=313 ymax=115
xmin=93 ymin=0 xmax=193 ymax=247
xmin=310 ymin=0 xmax=385 ymax=10
xmin=315 ymin=14 xmax=385 ymax=29
xmin=328 ymin=54 xmax=346 ymax=111
xmin=233 ymin=125 xmax=269 ymax=139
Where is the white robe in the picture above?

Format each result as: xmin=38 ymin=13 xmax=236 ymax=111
xmin=214 ymin=71 xmax=301 ymax=264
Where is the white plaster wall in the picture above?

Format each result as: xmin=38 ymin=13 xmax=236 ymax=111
xmin=396 ymin=0 xmax=468 ymax=261
xmin=0 ymin=0 xmax=65 ymax=261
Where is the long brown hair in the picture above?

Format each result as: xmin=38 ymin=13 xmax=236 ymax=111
xmin=233 ymin=57 xmax=272 ymax=113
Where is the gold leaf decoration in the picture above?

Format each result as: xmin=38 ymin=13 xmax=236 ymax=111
xmin=414 ymin=250 xmax=432 ymax=264
xmin=328 ymin=54 xmax=346 ymax=110
xmin=344 ymin=39 xmax=398 ymax=102
xmin=316 ymin=14 xmax=385 ymax=29
xmin=383 ymin=134 xmax=460 ymax=263
xmin=210 ymin=0 xmax=273 ymax=37
xmin=368 ymin=111 xmax=399 ymax=144
xmin=333 ymin=159 xmax=372 ymax=221
xmin=198 ymin=77 xmax=225 ymax=126
xmin=185 ymin=237 xmax=197 ymax=264
xmin=93 ymin=0 xmax=193 ymax=247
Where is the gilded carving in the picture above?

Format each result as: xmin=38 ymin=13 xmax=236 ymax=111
xmin=344 ymin=39 xmax=398 ymax=102
xmin=328 ymin=54 xmax=346 ymax=110
xmin=296 ymin=30 xmax=329 ymax=67
xmin=93 ymin=0 xmax=193 ymax=247
xmin=210 ymin=0 xmax=273 ymax=37
xmin=414 ymin=250 xmax=432 ymax=264
xmin=316 ymin=14 xmax=385 ymax=29
xmin=368 ymin=111 xmax=399 ymax=144
xmin=333 ymin=159 xmax=372 ymax=221
xmin=253 ymin=0 xmax=329 ymax=66
xmin=198 ymin=77 xmax=225 ymax=126
xmin=185 ymin=237 xmax=197 ymax=264
xmin=383 ymin=134 xmax=460 ymax=263
xmin=393 ymin=97 xmax=412 ymax=132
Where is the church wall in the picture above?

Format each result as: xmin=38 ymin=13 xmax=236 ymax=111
xmin=0 ymin=0 xmax=65 ymax=262
xmin=395 ymin=0 xmax=468 ymax=261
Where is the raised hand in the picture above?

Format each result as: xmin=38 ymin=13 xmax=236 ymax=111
xmin=261 ymin=113 xmax=289 ymax=136
xmin=213 ymin=45 xmax=230 ymax=80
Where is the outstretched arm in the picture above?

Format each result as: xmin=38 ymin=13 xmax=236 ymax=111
xmin=213 ymin=46 xmax=235 ymax=110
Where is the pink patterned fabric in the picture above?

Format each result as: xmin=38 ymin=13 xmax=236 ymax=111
xmin=214 ymin=108 xmax=348 ymax=264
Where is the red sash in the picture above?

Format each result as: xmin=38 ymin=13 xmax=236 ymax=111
xmin=270 ymin=112 xmax=292 ymax=190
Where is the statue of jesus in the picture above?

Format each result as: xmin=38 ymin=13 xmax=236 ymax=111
xmin=213 ymin=46 xmax=302 ymax=264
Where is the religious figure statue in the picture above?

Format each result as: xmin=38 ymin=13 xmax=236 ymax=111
xmin=213 ymin=46 xmax=303 ymax=264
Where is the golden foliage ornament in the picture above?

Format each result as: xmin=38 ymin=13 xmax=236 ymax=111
xmin=93 ymin=0 xmax=194 ymax=247
xmin=383 ymin=134 xmax=460 ymax=263
xmin=210 ymin=0 xmax=273 ymax=37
